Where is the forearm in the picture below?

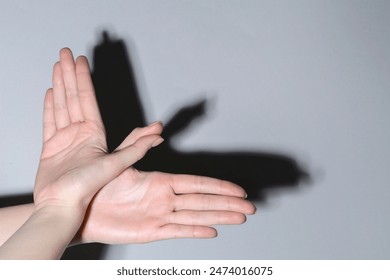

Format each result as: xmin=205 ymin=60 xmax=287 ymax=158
xmin=0 ymin=204 xmax=34 ymax=246
xmin=0 ymin=206 xmax=84 ymax=259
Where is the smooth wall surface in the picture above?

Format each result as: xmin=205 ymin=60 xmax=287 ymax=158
xmin=1 ymin=1 xmax=389 ymax=259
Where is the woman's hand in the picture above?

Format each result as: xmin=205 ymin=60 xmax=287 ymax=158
xmin=76 ymin=121 xmax=256 ymax=244
xmin=79 ymin=169 xmax=256 ymax=244
xmin=34 ymin=48 xmax=162 ymax=214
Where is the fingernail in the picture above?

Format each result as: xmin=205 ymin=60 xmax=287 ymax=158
xmin=148 ymin=121 xmax=162 ymax=127
xmin=152 ymin=137 xmax=164 ymax=147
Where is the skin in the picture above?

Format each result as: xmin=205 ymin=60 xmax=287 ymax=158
xmin=0 ymin=48 xmax=256 ymax=258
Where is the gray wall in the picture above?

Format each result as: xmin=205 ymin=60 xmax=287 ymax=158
xmin=1 ymin=1 xmax=389 ymax=259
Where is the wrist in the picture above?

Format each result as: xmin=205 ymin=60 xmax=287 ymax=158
xmin=0 ymin=204 xmax=86 ymax=259
xmin=32 ymin=203 xmax=86 ymax=228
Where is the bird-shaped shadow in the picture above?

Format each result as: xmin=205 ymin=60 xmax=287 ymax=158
xmin=91 ymin=31 xmax=309 ymax=201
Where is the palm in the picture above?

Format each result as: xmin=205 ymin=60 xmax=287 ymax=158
xmin=80 ymin=169 xmax=172 ymax=243
xmin=34 ymin=122 xmax=105 ymax=202
xmin=41 ymin=122 xmax=106 ymax=160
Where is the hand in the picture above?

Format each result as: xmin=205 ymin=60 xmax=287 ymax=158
xmin=78 ymin=134 xmax=256 ymax=244
xmin=34 ymin=48 xmax=162 ymax=215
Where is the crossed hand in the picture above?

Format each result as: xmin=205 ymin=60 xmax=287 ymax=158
xmin=35 ymin=48 xmax=256 ymax=245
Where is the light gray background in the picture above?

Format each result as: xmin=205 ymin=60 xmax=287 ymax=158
xmin=1 ymin=1 xmax=389 ymax=259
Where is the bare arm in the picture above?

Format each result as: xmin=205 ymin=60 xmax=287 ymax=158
xmin=0 ymin=204 xmax=33 ymax=246
xmin=0 ymin=205 xmax=83 ymax=259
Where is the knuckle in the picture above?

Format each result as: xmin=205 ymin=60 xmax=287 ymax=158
xmin=132 ymin=127 xmax=142 ymax=134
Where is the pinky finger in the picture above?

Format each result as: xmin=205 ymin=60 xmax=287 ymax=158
xmin=157 ymin=224 xmax=217 ymax=240
xmin=43 ymin=89 xmax=56 ymax=142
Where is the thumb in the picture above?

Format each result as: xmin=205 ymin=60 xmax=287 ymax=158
xmin=68 ymin=134 xmax=164 ymax=208
xmin=115 ymin=122 xmax=163 ymax=152
xmin=110 ymin=134 xmax=164 ymax=168
xmin=91 ymin=134 xmax=164 ymax=190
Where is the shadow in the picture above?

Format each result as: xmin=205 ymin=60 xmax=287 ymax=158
xmin=0 ymin=193 xmax=33 ymax=208
xmin=92 ymin=31 xmax=146 ymax=151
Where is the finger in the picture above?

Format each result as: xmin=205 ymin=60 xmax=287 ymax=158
xmin=170 ymin=210 xmax=247 ymax=226
xmin=59 ymin=48 xmax=84 ymax=123
xmin=174 ymin=194 xmax=256 ymax=214
xmin=86 ymin=134 xmax=164 ymax=194
xmin=110 ymin=134 xmax=164 ymax=171
xmin=157 ymin=224 xmax=217 ymax=240
xmin=43 ymin=89 xmax=56 ymax=142
xmin=115 ymin=122 xmax=163 ymax=151
xmin=170 ymin=174 xmax=247 ymax=197
xmin=75 ymin=55 xmax=103 ymax=126
xmin=52 ymin=61 xmax=70 ymax=129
